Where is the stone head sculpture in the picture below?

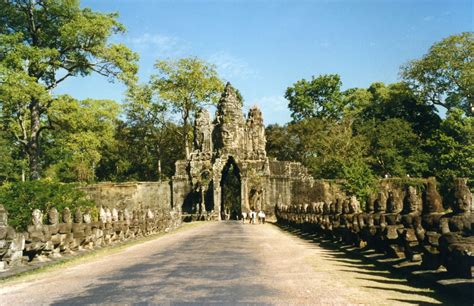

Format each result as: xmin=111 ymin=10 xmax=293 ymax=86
xmin=83 ymin=209 xmax=92 ymax=224
xmin=387 ymin=190 xmax=403 ymax=214
xmin=105 ymin=208 xmax=112 ymax=223
xmin=31 ymin=208 xmax=43 ymax=226
xmin=99 ymin=207 xmax=107 ymax=223
xmin=74 ymin=208 xmax=82 ymax=223
xmin=375 ymin=192 xmax=387 ymax=213
xmin=124 ymin=209 xmax=130 ymax=222
xmin=423 ymin=178 xmax=443 ymax=213
xmin=48 ymin=207 xmax=59 ymax=225
xmin=342 ymin=199 xmax=350 ymax=214
xmin=62 ymin=207 xmax=72 ymax=224
xmin=0 ymin=204 xmax=7 ymax=226
xmin=365 ymin=194 xmax=375 ymax=213
xmin=405 ymin=186 xmax=421 ymax=213
xmin=349 ymin=196 xmax=360 ymax=214
xmin=453 ymin=178 xmax=472 ymax=214
xmin=112 ymin=208 xmax=119 ymax=222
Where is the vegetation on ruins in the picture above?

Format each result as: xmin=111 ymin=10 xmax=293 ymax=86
xmin=0 ymin=0 xmax=138 ymax=180
xmin=267 ymin=33 xmax=473 ymax=200
xmin=151 ymin=58 xmax=225 ymax=158
xmin=0 ymin=1 xmax=471 ymax=209
xmin=0 ymin=180 xmax=95 ymax=231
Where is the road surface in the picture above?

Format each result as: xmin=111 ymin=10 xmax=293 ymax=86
xmin=0 ymin=222 xmax=458 ymax=305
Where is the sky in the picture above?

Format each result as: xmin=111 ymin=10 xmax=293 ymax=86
xmin=55 ymin=0 xmax=473 ymax=125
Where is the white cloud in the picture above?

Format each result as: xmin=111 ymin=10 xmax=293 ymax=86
xmin=127 ymin=33 xmax=187 ymax=57
xmin=247 ymin=95 xmax=291 ymax=125
xmin=208 ymin=52 xmax=259 ymax=80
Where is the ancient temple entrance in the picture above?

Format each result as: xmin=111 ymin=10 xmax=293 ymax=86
xmin=220 ymin=158 xmax=241 ymax=220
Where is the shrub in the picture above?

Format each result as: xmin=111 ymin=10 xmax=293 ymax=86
xmin=0 ymin=180 xmax=95 ymax=231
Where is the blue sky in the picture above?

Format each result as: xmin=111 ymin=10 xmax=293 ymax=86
xmin=55 ymin=0 xmax=473 ymax=125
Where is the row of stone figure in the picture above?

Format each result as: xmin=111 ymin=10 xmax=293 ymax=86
xmin=275 ymin=178 xmax=473 ymax=279
xmin=0 ymin=205 xmax=179 ymax=270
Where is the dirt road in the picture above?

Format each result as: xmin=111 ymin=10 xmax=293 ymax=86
xmin=0 ymin=222 xmax=457 ymax=305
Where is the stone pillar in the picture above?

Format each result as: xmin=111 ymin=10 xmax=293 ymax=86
xmin=213 ymin=176 xmax=222 ymax=220
xmin=241 ymin=176 xmax=249 ymax=212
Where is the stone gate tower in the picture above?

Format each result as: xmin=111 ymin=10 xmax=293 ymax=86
xmin=172 ymin=83 xmax=311 ymax=220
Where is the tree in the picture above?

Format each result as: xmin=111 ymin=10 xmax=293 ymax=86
xmin=42 ymin=96 xmax=119 ymax=182
xmin=426 ymin=108 xmax=474 ymax=185
xmin=401 ymin=32 xmax=474 ymax=115
xmin=96 ymin=85 xmax=185 ymax=181
xmin=151 ymin=57 xmax=224 ymax=158
xmin=0 ymin=0 xmax=138 ymax=179
xmin=285 ymin=74 xmax=344 ymax=121
xmin=357 ymin=118 xmax=430 ymax=177
xmin=351 ymin=82 xmax=441 ymax=138
xmin=265 ymin=124 xmax=300 ymax=162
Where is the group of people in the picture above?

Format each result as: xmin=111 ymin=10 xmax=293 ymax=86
xmin=241 ymin=209 xmax=266 ymax=224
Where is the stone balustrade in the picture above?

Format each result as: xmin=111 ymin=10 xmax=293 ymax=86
xmin=276 ymin=177 xmax=473 ymax=279
xmin=0 ymin=205 xmax=180 ymax=271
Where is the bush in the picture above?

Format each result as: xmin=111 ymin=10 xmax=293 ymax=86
xmin=0 ymin=180 xmax=95 ymax=231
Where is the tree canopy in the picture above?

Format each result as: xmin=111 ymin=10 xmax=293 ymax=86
xmin=0 ymin=0 xmax=138 ymax=179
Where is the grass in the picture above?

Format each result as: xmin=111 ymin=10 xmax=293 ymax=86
xmin=0 ymin=221 xmax=210 ymax=285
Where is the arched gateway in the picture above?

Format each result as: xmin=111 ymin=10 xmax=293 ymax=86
xmin=172 ymin=83 xmax=311 ymax=220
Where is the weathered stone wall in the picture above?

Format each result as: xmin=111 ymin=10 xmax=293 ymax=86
xmin=80 ymin=181 xmax=172 ymax=212
xmin=276 ymin=177 xmax=473 ymax=279
xmin=0 ymin=180 xmax=180 ymax=272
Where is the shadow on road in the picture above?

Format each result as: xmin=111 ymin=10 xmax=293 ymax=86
xmin=274 ymin=223 xmax=472 ymax=306
xmin=51 ymin=222 xmax=278 ymax=305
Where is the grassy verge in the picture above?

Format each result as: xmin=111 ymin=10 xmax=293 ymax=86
xmin=0 ymin=221 xmax=210 ymax=285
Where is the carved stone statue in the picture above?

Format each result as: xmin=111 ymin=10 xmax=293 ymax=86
xmin=438 ymin=178 xmax=473 ymax=278
xmin=194 ymin=108 xmax=213 ymax=156
xmin=47 ymin=208 xmax=59 ymax=226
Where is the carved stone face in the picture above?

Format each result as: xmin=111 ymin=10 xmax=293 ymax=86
xmin=62 ymin=207 xmax=72 ymax=224
xmin=366 ymin=196 xmax=375 ymax=213
xmin=375 ymin=192 xmax=387 ymax=213
xmin=83 ymin=213 xmax=91 ymax=224
xmin=342 ymin=199 xmax=350 ymax=214
xmin=48 ymin=208 xmax=58 ymax=225
xmin=349 ymin=196 xmax=360 ymax=213
xmin=99 ymin=207 xmax=107 ymax=223
xmin=0 ymin=204 xmax=7 ymax=226
xmin=32 ymin=209 xmax=43 ymax=226
xmin=406 ymin=186 xmax=421 ymax=213
xmin=323 ymin=202 xmax=330 ymax=214
xmin=112 ymin=208 xmax=118 ymax=221
xmin=387 ymin=190 xmax=402 ymax=214
xmin=124 ymin=209 xmax=130 ymax=221
xmin=453 ymin=178 xmax=472 ymax=214
xmin=74 ymin=208 xmax=82 ymax=223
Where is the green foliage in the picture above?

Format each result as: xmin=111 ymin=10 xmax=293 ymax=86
xmin=341 ymin=160 xmax=377 ymax=203
xmin=41 ymin=96 xmax=119 ymax=182
xmin=401 ymin=32 xmax=474 ymax=115
xmin=151 ymin=57 xmax=224 ymax=156
xmin=285 ymin=74 xmax=345 ymax=121
xmin=426 ymin=108 xmax=474 ymax=185
xmin=0 ymin=0 xmax=138 ymax=179
xmin=357 ymin=118 xmax=430 ymax=177
xmin=96 ymin=84 xmax=185 ymax=181
xmin=0 ymin=180 xmax=95 ymax=231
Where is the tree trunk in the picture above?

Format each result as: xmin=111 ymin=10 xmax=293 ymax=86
xmin=183 ymin=109 xmax=190 ymax=159
xmin=27 ymin=101 xmax=41 ymax=180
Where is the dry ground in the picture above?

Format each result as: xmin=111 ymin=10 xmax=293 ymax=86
xmin=0 ymin=221 xmax=465 ymax=305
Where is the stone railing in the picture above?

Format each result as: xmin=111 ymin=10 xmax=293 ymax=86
xmin=276 ymin=178 xmax=473 ymax=279
xmin=0 ymin=205 xmax=180 ymax=271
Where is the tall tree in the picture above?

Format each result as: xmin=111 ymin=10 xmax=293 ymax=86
xmin=285 ymin=74 xmax=344 ymax=121
xmin=96 ymin=84 xmax=185 ymax=181
xmin=0 ymin=0 xmax=138 ymax=179
xmin=401 ymin=32 xmax=473 ymax=115
xmin=151 ymin=57 xmax=224 ymax=158
xmin=42 ymin=96 xmax=119 ymax=182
